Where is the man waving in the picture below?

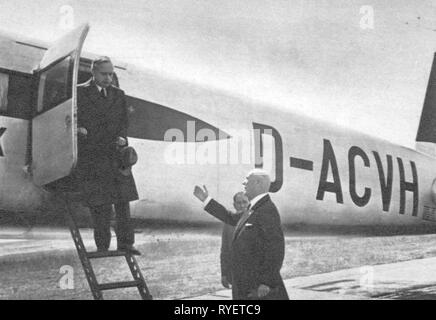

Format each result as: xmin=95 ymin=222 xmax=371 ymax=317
xmin=194 ymin=169 xmax=289 ymax=300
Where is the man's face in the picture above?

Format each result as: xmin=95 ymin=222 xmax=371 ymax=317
xmin=233 ymin=194 xmax=249 ymax=212
xmin=93 ymin=62 xmax=114 ymax=88
xmin=243 ymin=174 xmax=258 ymax=200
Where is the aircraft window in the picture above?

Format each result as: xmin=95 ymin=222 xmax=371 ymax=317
xmin=0 ymin=73 xmax=8 ymax=111
xmin=78 ymin=61 xmax=92 ymax=85
xmin=0 ymin=72 xmax=32 ymax=119
xmin=37 ymin=56 xmax=73 ymax=113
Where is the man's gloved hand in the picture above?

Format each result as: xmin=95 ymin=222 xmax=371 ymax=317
xmin=257 ymin=284 xmax=271 ymax=298
xmin=116 ymin=136 xmax=127 ymax=147
xmin=78 ymin=127 xmax=88 ymax=136
xmin=247 ymin=284 xmax=271 ymax=299
xmin=193 ymin=185 xmax=209 ymax=202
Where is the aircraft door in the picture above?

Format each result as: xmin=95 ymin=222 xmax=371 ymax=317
xmin=32 ymin=24 xmax=89 ymax=186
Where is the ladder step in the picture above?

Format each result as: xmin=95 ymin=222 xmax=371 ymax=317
xmin=98 ymin=280 xmax=142 ymax=291
xmin=87 ymin=250 xmax=127 ymax=259
xmin=62 ymin=194 xmax=152 ymax=299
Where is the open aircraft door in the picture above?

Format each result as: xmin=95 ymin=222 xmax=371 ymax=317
xmin=32 ymin=24 xmax=89 ymax=186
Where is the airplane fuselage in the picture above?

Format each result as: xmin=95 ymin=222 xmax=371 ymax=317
xmin=1 ymin=30 xmax=436 ymax=228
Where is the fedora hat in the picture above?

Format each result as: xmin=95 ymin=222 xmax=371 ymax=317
xmin=117 ymin=146 xmax=138 ymax=176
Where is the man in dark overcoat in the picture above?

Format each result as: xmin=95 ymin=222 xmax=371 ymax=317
xmin=75 ymin=56 xmax=140 ymax=255
xmin=194 ymin=169 xmax=289 ymax=300
xmin=220 ymin=192 xmax=248 ymax=289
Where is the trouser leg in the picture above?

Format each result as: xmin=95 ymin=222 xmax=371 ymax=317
xmin=90 ymin=204 xmax=113 ymax=250
xmin=114 ymin=201 xmax=134 ymax=247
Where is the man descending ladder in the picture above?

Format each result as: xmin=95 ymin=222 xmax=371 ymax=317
xmin=61 ymin=192 xmax=152 ymax=300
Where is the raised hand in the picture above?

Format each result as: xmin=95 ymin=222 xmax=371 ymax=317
xmin=193 ymin=185 xmax=209 ymax=202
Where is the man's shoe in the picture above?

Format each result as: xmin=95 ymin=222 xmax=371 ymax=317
xmin=118 ymin=245 xmax=141 ymax=256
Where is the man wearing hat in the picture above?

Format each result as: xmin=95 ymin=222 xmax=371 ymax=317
xmin=76 ymin=56 xmax=140 ymax=255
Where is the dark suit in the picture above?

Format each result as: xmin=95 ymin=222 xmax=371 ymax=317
xmin=221 ymin=214 xmax=240 ymax=282
xmin=205 ymin=195 xmax=289 ymax=300
xmin=75 ymin=79 xmax=139 ymax=249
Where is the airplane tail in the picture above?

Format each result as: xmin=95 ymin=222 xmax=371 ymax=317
xmin=416 ymin=53 xmax=436 ymax=157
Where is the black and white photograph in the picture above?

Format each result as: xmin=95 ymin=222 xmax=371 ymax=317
xmin=0 ymin=0 xmax=436 ymax=305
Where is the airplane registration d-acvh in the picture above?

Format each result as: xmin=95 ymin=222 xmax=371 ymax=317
xmin=1 ymin=24 xmax=436 ymax=228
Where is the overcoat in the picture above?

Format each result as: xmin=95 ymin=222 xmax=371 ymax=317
xmin=75 ymin=80 xmax=138 ymax=207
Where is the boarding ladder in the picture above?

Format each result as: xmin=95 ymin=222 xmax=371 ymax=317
xmin=60 ymin=192 xmax=153 ymax=300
